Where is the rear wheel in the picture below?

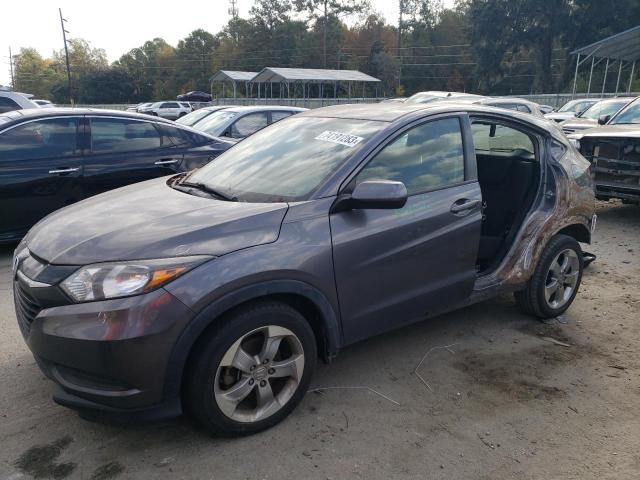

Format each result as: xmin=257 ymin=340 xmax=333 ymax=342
xmin=515 ymin=234 xmax=583 ymax=319
xmin=185 ymin=301 xmax=316 ymax=436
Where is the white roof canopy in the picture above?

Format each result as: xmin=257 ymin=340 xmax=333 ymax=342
xmin=210 ymin=70 xmax=258 ymax=82
xmin=250 ymin=67 xmax=380 ymax=83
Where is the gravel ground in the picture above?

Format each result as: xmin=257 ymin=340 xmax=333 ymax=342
xmin=1 ymin=200 xmax=638 ymax=480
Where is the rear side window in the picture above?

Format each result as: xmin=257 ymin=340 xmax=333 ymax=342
xmin=0 ymin=118 xmax=78 ymax=160
xmin=159 ymin=124 xmax=209 ymax=146
xmin=271 ymin=111 xmax=293 ymax=123
xmin=0 ymin=97 xmax=21 ymax=114
xmin=471 ymin=123 xmax=535 ymax=154
xmin=161 ymin=102 xmax=179 ymax=109
xmin=91 ymin=118 xmax=161 ymax=153
xmin=356 ymin=117 xmax=465 ymax=195
xmin=230 ymin=112 xmax=268 ymax=138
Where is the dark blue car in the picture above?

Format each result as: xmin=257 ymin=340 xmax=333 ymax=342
xmin=0 ymin=108 xmax=232 ymax=242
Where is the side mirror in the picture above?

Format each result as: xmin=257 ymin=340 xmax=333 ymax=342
xmin=598 ymin=114 xmax=611 ymax=125
xmin=334 ymin=180 xmax=408 ymax=212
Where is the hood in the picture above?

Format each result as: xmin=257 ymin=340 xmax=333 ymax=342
xmin=26 ymin=177 xmax=288 ymax=265
xmin=570 ymin=124 xmax=640 ymax=139
xmin=545 ymin=112 xmax=576 ymax=122
xmin=560 ymin=117 xmax=597 ymax=130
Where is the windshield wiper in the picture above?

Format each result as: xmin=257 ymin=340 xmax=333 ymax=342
xmin=179 ymin=181 xmax=237 ymax=201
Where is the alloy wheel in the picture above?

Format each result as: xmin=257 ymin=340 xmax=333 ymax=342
xmin=544 ymin=248 xmax=580 ymax=309
xmin=214 ymin=325 xmax=305 ymax=423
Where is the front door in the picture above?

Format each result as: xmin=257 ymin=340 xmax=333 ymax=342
xmin=330 ymin=116 xmax=482 ymax=344
xmin=0 ymin=117 xmax=82 ymax=240
xmin=83 ymin=117 xmax=183 ymax=197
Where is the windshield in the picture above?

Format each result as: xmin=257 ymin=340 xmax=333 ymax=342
xmin=185 ymin=116 xmax=385 ymax=202
xmin=194 ymin=111 xmax=237 ymax=135
xmin=609 ymin=99 xmax=640 ymax=124
xmin=176 ymin=108 xmax=216 ymax=126
xmin=580 ymin=100 xmax=629 ymax=120
xmin=559 ymin=100 xmax=594 ymax=113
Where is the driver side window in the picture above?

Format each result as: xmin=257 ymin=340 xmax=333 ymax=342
xmin=356 ymin=117 xmax=465 ymax=195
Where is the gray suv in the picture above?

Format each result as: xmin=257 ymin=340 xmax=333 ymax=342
xmin=13 ymin=102 xmax=595 ymax=436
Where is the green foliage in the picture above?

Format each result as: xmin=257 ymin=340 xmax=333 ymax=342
xmin=11 ymin=0 xmax=640 ymax=102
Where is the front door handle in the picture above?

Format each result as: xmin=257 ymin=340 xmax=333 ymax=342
xmin=154 ymin=159 xmax=180 ymax=165
xmin=48 ymin=167 xmax=80 ymax=174
xmin=450 ymin=199 xmax=481 ymax=215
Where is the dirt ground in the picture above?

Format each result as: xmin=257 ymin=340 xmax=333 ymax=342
xmin=1 ymin=200 xmax=638 ymax=480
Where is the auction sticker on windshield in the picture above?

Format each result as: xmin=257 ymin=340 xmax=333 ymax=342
xmin=315 ymin=130 xmax=364 ymax=147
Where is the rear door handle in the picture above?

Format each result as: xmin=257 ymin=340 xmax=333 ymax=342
xmin=450 ymin=199 xmax=481 ymax=214
xmin=48 ymin=167 xmax=80 ymax=174
xmin=154 ymin=159 xmax=180 ymax=165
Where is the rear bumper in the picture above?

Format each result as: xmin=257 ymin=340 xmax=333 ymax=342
xmin=23 ymin=288 xmax=194 ymax=414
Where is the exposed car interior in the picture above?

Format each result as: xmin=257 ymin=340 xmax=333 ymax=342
xmin=471 ymin=120 xmax=541 ymax=273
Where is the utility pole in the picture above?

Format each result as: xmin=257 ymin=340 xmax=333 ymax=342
xmin=397 ymin=0 xmax=405 ymax=92
xmin=8 ymin=47 xmax=15 ymax=88
xmin=59 ymin=8 xmax=73 ymax=104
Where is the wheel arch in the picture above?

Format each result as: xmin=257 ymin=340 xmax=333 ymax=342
xmin=163 ymin=280 xmax=341 ymax=401
xmin=554 ymin=223 xmax=591 ymax=244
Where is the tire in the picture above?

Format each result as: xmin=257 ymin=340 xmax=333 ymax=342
xmin=514 ymin=234 xmax=583 ymax=319
xmin=184 ymin=300 xmax=317 ymax=436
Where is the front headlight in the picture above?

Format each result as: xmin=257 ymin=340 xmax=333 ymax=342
xmin=61 ymin=256 xmax=211 ymax=302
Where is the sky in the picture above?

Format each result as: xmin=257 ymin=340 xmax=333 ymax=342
xmin=0 ymin=0 xmax=455 ymax=86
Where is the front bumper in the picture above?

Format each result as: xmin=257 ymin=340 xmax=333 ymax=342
xmin=16 ymin=275 xmax=194 ymax=415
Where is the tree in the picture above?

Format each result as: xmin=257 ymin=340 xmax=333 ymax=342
xmin=294 ymin=0 xmax=370 ymax=67
xmin=250 ymin=0 xmax=292 ymax=33
xmin=13 ymin=48 xmax=63 ymax=99
xmin=54 ymin=38 xmax=108 ymax=102
xmin=78 ymin=68 xmax=135 ymax=103
xmin=175 ymin=30 xmax=217 ymax=93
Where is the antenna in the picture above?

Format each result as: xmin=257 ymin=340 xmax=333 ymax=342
xmin=228 ymin=0 xmax=238 ymax=18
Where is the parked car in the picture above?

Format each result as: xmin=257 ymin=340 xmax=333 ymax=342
xmin=442 ymin=96 xmax=545 ymax=117
xmin=33 ymin=99 xmax=55 ymax=108
xmin=177 ymin=91 xmax=213 ymax=102
xmin=404 ymin=91 xmax=483 ymax=104
xmin=545 ymin=98 xmax=599 ymax=122
xmin=126 ymin=102 xmax=149 ymax=112
xmin=176 ymin=105 xmax=236 ymax=127
xmin=193 ymin=105 xmax=307 ymax=142
xmin=138 ymin=101 xmax=192 ymax=120
xmin=0 ymin=108 xmax=233 ymax=243
xmin=538 ymin=104 xmax=554 ymax=114
xmin=0 ymin=90 xmax=40 ymax=113
xmin=568 ymin=97 xmax=640 ymax=203
xmin=560 ymin=97 xmax=635 ymax=134
xmin=12 ymin=102 xmax=595 ymax=435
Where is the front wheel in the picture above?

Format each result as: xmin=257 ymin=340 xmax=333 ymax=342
xmin=515 ymin=234 xmax=583 ymax=319
xmin=185 ymin=301 xmax=316 ymax=436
